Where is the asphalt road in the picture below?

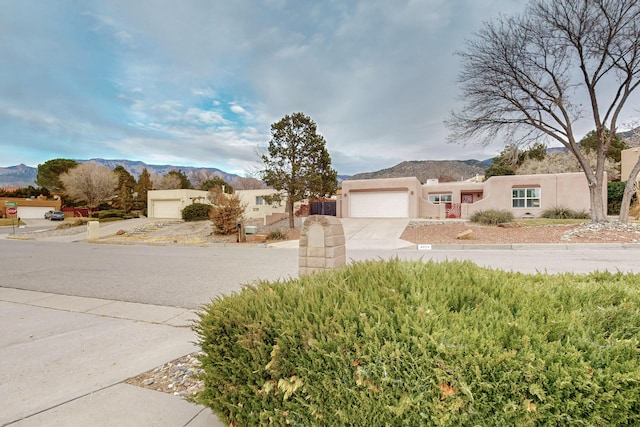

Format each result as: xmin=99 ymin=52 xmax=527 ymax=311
xmin=1 ymin=239 xmax=639 ymax=309
xmin=0 ymin=240 xmax=299 ymax=308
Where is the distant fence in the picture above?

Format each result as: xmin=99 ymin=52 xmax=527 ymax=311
xmin=310 ymin=201 xmax=336 ymax=216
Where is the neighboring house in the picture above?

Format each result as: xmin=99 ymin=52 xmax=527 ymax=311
xmin=147 ymin=189 xmax=211 ymax=218
xmin=621 ymin=147 xmax=640 ymax=182
xmin=147 ymin=188 xmax=290 ymax=221
xmin=339 ymin=172 xmax=601 ymax=219
xmin=235 ymin=189 xmax=289 ymax=220
xmin=0 ymin=196 xmax=62 ymax=219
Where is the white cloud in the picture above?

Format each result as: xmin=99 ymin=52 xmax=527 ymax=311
xmin=2 ymin=0 xmax=563 ymax=174
xmin=230 ymin=105 xmax=248 ymax=115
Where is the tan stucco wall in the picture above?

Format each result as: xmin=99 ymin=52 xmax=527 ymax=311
xmin=340 ymin=177 xmax=423 ymax=218
xmin=470 ymin=173 xmax=594 ymax=219
xmin=340 ymin=173 xmax=600 ymax=219
xmin=621 ymin=147 xmax=640 ymax=182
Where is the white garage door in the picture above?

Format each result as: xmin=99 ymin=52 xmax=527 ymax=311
xmin=152 ymin=200 xmax=182 ymax=218
xmin=17 ymin=206 xmax=57 ymax=219
xmin=349 ymin=191 xmax=409 ymax=218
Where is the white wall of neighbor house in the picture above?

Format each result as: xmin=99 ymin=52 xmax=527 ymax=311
xmin=147 ymin=189 xmax=210 ymax=218
xmin=235 ymin=189 xmax=288 ymax=219
xmin=340 ymin=172 xmax=600 ymax=219
xmin=147 ymin=189 xmax=295 ymax=220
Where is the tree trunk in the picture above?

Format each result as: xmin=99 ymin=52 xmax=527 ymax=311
xmin=287 ymin=197 xmax=295 ymax=229
xmin=589 ymin=179 xmax=608 ymax=223
xmin=619 ymin=157 xmax=640 ymax=223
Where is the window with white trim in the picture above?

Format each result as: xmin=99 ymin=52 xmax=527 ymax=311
xmin=428 ymin=193 xmax=452 ymax=204
xmin=512 ymin=188 xmax=540 ymax=208
xmin=255 ymin=196 xmax=264 ymax=205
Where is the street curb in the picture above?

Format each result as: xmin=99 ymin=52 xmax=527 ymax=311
xmin=425 ymin=243 xmax=640 ymax=250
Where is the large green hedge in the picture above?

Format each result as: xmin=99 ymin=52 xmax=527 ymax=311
xmin=194 ymin=260 xmax=640 ymax=426
xmin=182 ymin=203 xmax=211 ymax=222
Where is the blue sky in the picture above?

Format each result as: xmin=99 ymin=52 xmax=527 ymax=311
xmin=2 ymin=0 xmax=546 ymax=175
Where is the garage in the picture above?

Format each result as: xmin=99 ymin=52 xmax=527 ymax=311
xmin=152 ymin=200 xmax=183 ymax=218
xmin=17 ymin=206 xmax=57 ymax=219
xmin=349 ymin=191 xmax=409 ymax=218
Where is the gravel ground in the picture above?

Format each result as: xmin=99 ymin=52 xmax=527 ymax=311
xmin=400 ymin=220 xmax=640 ymax=244
xmin=125 ymin=353 xmax=205 ymax=399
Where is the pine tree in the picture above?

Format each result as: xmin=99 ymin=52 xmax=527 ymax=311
xmin=135 ymin=168 xmax=153 ymax=211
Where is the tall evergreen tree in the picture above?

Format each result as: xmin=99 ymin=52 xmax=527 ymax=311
xmin=117 ymin=182 xmax=133 ymax=212
xmin=135 ymin=168 xmax=153 ymax=211
xmin=35 ymin=158 xmax=78 ymax=193
xmin=259 ymin=112 xmax=338 ymax=229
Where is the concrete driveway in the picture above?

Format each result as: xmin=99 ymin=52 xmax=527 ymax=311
xmin=270 ymin=217 xmax=413 ymax=249
xmin=340 ymin=218 xmax=412 ymax=250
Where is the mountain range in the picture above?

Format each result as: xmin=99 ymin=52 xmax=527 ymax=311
xmin=347 ymin=159 xmax=491 ymax=183
xmin=0 ymin=158 xmax=493 ymax=188
xmin=0 ymin=159 xmax=244 ymax=188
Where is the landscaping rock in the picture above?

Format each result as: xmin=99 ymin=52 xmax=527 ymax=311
xmin=457 ymin=229 xmax=474 ymax=240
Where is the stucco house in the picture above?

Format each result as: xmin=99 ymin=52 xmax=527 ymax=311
xmin=621 ymin=147 xmax=640 ymax=182
xmin=339 ymin=172 xmax=601 ymax=219
xmin=147 ymin=188 xmax=290 ymax=220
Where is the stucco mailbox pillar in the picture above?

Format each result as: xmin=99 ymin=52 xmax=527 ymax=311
xmin=299 ymin=215 xmax=346 ymax=275
xmin=87 ymin=221 xmax=100 ymax=240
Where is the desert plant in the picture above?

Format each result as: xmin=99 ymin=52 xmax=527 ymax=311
xmin=55 ymin=218 xmax=86 ymax=229
xmin=210 ymin=193 xmax=246 ymax=234
xmin=193 ymin=259 xmax=640 ymax=426
xmin=541 ymin=207 xmax=590 ymax=219
xmin=97 ymin=209 xmax=127 ymax=219
xmin=266 ymin=229 xmax=287 ymax=241
xmin=469 ymin=209 xmax=514 ymax=225
xmin=182 ymin=203 xmax=212 ymax=222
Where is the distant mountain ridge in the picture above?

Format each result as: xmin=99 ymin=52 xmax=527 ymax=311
xmin=1 ymin=158 xmax=494 ymax=188
xmin=0 ymin=158 xmax=241 ymax=188
xmin=348 ymin=160 xmax=490 ymax=183
xmin=0 ymin=164 xmax=38 ymax=188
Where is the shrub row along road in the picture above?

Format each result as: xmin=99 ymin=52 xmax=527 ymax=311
xmin=1 ymin=240 xmax=639 ymax=309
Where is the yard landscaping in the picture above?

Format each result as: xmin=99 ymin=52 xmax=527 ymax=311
xmin=193 ymin=259 xmax=640 ymax=426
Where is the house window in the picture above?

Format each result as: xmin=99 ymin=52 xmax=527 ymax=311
xmin=428 ymin=193 xmax=452 ymax=204
xmin=512 ymin=188 xmax=541 ymax=208
xmin=255 ymin=196 xmax=264 ymax=205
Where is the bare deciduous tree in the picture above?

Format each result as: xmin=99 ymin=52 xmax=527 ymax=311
xmin=448 ymin=0 xmax=640 ymax=223
xmin=518 ymin=151 xmax=620 ymax=181
xmin=229 ymin=176 xmax=265 ymax=190
xmin=151 ymin=173 xmax=181 ymax=190
xmin=189 ymin=170 xmax=224 ymax=189
xmin=60 ymin=162 xmax=118 ymax=216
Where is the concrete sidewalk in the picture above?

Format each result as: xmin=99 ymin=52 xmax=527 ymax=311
xmin=0 ymin=288 xmax=223 ymax=427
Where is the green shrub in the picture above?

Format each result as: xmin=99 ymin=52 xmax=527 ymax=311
xmin=541 ymin=207 xmax=590 ymax=219
xmin=469 ymin=209 xmax=514 ymax=224
xmin=608 ymin=181 xmax=637 ymax=215
xmin=182 ymin=203 xmax=212 ymax=222
xmin=193 ymin=260 xmax=640 ymax=426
